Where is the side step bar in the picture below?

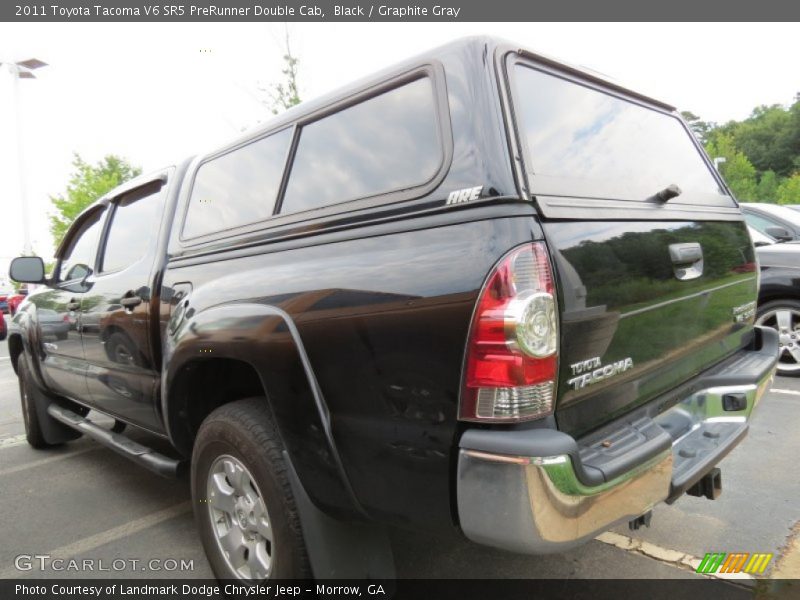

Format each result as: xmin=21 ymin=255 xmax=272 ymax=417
xmin=47 ymin=404 xmax=184 ymax=478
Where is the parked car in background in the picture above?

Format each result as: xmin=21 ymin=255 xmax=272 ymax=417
xmin=0 ymin=311 xmax=6 ymax=341
xmin=741 ymin=202 xmax=800 ymax=242
xmin=36 ymin=308 xmax=71 ymax=341
xmin=750 ymin=228 xmax=800 ymax=376
xmin=0 ymin=292 xmax=9 ymax=314
xmin=7 ymin=286 xmax=29 ymax=315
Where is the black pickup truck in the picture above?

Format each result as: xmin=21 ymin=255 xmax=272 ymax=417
xmin=7 ymin=37 xmax=778 ymax=580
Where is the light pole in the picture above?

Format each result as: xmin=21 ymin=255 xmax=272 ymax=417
xmin=1 ymin=58 xmax=47 ymax=255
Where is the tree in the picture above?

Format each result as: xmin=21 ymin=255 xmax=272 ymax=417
xmin=757 ymin=170 xmax=780 ymax=202
xmin=731 ymin=104 xmax=796 ymax=177
xmin=776 ymin=173 xmax=800 ymax=205
xmin=265 ymin=29 xmax=301 ymax=115
xmin=705 ymin=133 xmax=758 ymax=201
xmin=49 ymin=154 xmax=141 ymax=248
xmin=680 ymin=110 xmax=715 ymax=143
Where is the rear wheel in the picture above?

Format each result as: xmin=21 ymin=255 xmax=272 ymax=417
xmin=191 ymin=398 xmax=310 ymax=580
xmin=756 ymin=299 xmax=800 ymax=377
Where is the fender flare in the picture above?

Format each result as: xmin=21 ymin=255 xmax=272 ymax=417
xmin=9 ymin=307 xmax=47 ymax=387
xmin=163 ymin=301 xmax=368 ymax=520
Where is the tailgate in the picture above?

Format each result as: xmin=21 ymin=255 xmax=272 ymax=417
xmin=545 ymin=220 xmax=757 ymax=436
xmin=504 ymin=53 xmax=758 ymax=436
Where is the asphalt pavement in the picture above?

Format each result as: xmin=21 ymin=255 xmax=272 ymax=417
xmin=0 ymin=340 xmax=797 ymax=586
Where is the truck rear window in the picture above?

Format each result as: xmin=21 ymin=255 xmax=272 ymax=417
xmin=512 ymin=65 xmax=724 ymax=203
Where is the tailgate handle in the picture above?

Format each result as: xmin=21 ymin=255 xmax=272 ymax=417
xmin=669 ymin=243 xmax=703 ymax=281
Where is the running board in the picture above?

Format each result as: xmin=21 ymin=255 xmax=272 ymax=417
xmin=46 ymin=404 xmax=184 ymax=478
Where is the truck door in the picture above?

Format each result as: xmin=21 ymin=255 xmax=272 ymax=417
xmin=34 ymin=207 xmax=106 ymax=402
xmin=80 ymin=179 xmax=166 ymax=431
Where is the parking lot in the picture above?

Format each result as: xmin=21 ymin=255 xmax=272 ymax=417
xmin=0 ymin=341 xmax=797 ymax=586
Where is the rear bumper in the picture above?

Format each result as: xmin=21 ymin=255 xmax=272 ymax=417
xmin=456 ymin=326 xmax=778 ymax=554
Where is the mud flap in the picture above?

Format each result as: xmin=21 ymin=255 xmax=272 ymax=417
xmin=26 ymin=374 xmax=86 ymax=445
xmin=282 ymin=450 xmax=396 ymax=581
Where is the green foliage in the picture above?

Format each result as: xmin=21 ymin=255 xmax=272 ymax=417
xmin=267 ymin=33 xmax=301 ymax=115
xmin=718 ymin=104 xmax=798 ymax=176
xmin=680 ymin=110 xmax=715 ymax=144
xmin=692 ymin=94 xmax=800 ymax=202
xmin=563 ymin=222 xmax=748 ymax=308
xmin=756 ymin=170 xmax=780 ymax=202
xmin=48 ymin=154 xmax=141 ymax=249
xmin=704 ymin=133 xmax=758 ymax=201
xmin=776 ymin=173 xmax=800 ymax=205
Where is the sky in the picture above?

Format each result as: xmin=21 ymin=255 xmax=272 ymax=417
xmin=0 ymin=21 xmax=798 ymax=274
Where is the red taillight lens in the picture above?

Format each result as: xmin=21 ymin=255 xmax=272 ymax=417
xmin=460 ymin=242 xmax=558 ymax=422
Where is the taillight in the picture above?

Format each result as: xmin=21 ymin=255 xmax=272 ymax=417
xmin=460 ymin=242 xmax=558 ymax=422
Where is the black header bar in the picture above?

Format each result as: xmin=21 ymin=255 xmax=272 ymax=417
xmin=3 ymin=0 xmax=799 ymax=22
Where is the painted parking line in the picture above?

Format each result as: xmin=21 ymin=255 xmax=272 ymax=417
xmin=0 ymin=434 xmax=29 ymax=449
xmin=595 ymin=531 xmax=755 ymax=583
xmin=0 ymin=501 xmax=192 ymax=579
xmin=769 ymin=388 xmax=800 ymax=396
xmin=0 ymin=446 xmax=100 ymax=477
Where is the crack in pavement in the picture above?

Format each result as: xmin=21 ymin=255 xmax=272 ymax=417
xmin=596 ymin=531 xmax=755 ymax=585
xmin=772 ymin=522 xmax=800 ymax=579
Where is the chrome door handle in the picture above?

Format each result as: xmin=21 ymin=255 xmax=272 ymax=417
xmin=669 ymin=243 xmax=703 ymax=281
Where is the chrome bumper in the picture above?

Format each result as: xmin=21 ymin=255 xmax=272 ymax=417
xmin=456 ymin=329 xmax=777 ymax=554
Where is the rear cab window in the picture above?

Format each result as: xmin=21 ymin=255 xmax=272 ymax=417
xmin=507 ymin=58 xmax=735 ymax=216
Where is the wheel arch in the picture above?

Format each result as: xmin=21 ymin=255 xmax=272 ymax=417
xmin=163 ymin=301 xmax=366 ymax=520
xmin=8 ymin=332 xmax=24 ymax=375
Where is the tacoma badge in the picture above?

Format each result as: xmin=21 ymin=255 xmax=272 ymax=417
xmin=568 ymin=356 xmax=634 ymax=390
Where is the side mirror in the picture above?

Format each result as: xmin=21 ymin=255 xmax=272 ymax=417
xmin=765 ymin=226 xmax=793 ymax=242
xmin=9 ymin=256 xmax=46 ymax=284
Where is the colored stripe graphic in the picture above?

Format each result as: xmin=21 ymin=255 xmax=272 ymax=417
xmin=697 ymin=552 xmax=773 ymax=574
xmin=746 ymin=553 xmax=773 ymax=574
xmin=697 ymin=553 xmax=726 ymax=573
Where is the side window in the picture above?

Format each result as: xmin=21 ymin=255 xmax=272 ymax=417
xmin=183 ymin=128 xmax=293 ymax=239
xmin=101 ymin=183 xmax=164 ymax=273
xmin=59 ymin=209 xmax=105 ymax=282
xmin=281 ymin=76 xmax=441 ymax=215
xmin=743 ymin=212 xmax=783 ymax=237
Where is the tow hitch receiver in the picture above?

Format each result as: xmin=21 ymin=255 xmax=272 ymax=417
xmin=629 ymin=511 xmax=652 ymax=531
xmin=686 ymin=468 xmax=722 ymax=500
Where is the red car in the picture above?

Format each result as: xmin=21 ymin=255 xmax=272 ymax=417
xmin=0 ymin=311 xmax=6 ymax=341
xmin=7 ymin=290 xmax=28 ymax=315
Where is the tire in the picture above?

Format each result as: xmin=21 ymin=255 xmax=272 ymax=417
xmin=191 ymin=397 xmax=310 ymax=580
xmin=105 ymin=331 xmax=140 ymax=366
xmin=756 ymin=299 xmax=800 ymax=377
xmin=18 ymin=353 xmax=60 ymax=449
